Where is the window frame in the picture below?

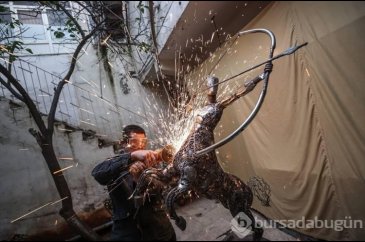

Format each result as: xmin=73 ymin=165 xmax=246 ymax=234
xmin=16 ymin=8 xmax=48 ymax=42
xmin=0 ymin=1 xmax=78 ymax=51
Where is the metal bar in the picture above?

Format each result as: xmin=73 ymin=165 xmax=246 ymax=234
xmin=108 ymin=107 xmax=118 ymax=114
xmin=81 ymin=95 xmax=93 ymax=102
xmin=80 ymin=120 xmax=96 ymax=126
xmin=70 ymin=102 xmax=80 ymax=108
xmin=59 ymin=110 xmax=72 ymax=118
xmin=18 ymin=61 xmax=30 ymax=94
xmin=99 ymin=116 xmax=110 ymax=122
xmin=16 ymin=65 xmax=33 ymax=74
xmin=35 ymin=66 xmax=47 ymax=114
xmin=43 ymin=71 xmax=51 ymax=99
xmin=11 ymin=63 xmax=20 ymax=101
xmin=79 ymin=107 xmax=94 ymax=115
xmin=87 ymin=91 xmax=100 ymax=133
xmin=39 ymin=88 xmax=52 ymax=96
xmin=20 ymin=59 xmax=62 ymax=79
xmin=27 ymin=63 xmax=40 ymax=109
xmin=0 ymin=83 xmax=5 ymax=97
xmin=61 ymin=89 xmax=71 ymax=122
xmin=66 ymin=84 xmax=78 ymax=126
xmin=196 ymin=29 xmax=276 ymax=156
xmin=201 ymin=43 xmax=307 ymax=92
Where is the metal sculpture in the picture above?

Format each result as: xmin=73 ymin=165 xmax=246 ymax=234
xmin=132 ymin=29 xmax=307 ymax=240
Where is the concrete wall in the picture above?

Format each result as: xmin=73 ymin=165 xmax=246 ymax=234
xmin=0 ymin=50 xmax=171 ymax=240
xmin=125 ymin=1 xmax=188 ymax=79
xmin=0 ymin=97 xmax=113 ymax=239
xmin=155 ymin=1 xmax=189 ymax=53
xmin=0 ymin=52 xmax=170 ymax=238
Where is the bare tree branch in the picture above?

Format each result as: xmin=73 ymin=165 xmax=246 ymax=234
xmin=53 ymin=2 xmax=86 ymax=39
xmin=0 ymin=64 xmax=47 ymax=134
xmin=7 ymin=41 xmax=17 ymax=73
xmin=48 ymin=22 xmax=103 ymax=134
xmin=148 ymin=1 xmax=158 ymax=54
xmin=74 ymin=1 xmax=99 ymax=25
xmin=0 ymin=75 xmax=25 ymax=102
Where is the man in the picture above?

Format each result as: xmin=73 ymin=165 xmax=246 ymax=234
xmin=92 ymin=125 xmax=176 ymax=241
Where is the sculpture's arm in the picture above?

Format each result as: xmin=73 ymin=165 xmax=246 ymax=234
xmin=219 ymin=73 xmax=265 ymax=109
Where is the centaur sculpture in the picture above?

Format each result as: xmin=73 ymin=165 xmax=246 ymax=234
xmin=132 ymin=29 xmax=307 ymax=240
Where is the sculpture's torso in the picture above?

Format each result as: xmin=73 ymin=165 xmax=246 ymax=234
xmin=172 ymin=103 xmax=225 ymax=196
xmin=136 ymin=94 xmax=259 ymax=238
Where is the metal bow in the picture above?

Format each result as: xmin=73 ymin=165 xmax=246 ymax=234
xmin=196 ymin=29 xmax=307 ymax=156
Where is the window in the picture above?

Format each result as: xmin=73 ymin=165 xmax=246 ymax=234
xmin=0 ymin=7 xmax=12 ymax=39
xmin=0 ymin=9 xmax=11 ymax=22
xmin=47 ymin=10 xmax=75 ymax=41
xmin=0 ymin=1 xmax=83 ymax=53
xmin=47 ymin=10 xmax=68 ymax=26
xmin=17 ymin=10 xmax=46 ymax=40
xmin=13 ymin=1 xmax=38 ymax=6
xmin=104 ymin=2 xmax=126 ymax=40
xmin=13 ymin=1 xmax=70 ymax=7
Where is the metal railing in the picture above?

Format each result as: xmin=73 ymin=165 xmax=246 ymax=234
xmin=0 ymin=58 xmax=142 ymax=140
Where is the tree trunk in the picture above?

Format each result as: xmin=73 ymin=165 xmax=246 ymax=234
xmin=41 ymin=135 xmax=101 ymax=241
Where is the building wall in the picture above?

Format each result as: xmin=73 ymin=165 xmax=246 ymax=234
xmin=124 ymin=1 xmax=188 ymax=80
xmin=0 ymin=97 xmax=113 ymax=239
xmin=0 ymin=49 xmax=171 ymax=239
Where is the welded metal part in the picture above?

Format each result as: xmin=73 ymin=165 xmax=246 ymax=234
xmin=131 ymin=29 xmax=308 ymax=240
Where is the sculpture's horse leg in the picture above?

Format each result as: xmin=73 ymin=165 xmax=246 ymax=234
xmin=132 ymin=163 xmax=178 ymax=197
xmin=132 ymin=168 xmax=163 ymax=197
xmin=165 ymin=165 xmax=197 ymax=231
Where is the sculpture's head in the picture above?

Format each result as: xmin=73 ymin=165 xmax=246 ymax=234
xmin=193 ymin=76 xmax=223 ymax=129
xmin=207 ymin=76 xmax=219 ymax=104
xmin=195 ymin=103 xmax=223 ymax=130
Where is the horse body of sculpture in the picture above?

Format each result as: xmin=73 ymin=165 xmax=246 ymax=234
xmin=173 ymin=102 xmax=252 ymax=203
xmin=166 ymin=101 xmax=261 ymax=239
xmin=132 ymin=29 xmax=307 ymax=240
xmin=133 ymin=76 xmax=267 ymax=240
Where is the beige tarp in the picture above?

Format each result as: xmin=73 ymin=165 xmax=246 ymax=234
xmin=186 ymin=1 xmax=365 ymax=240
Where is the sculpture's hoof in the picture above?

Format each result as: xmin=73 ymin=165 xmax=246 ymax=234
xmin=176 ymin=216 xmax=187 ymax=231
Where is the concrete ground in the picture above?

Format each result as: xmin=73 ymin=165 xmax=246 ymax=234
xmin=171 ymin=198 xmax=298 ymax=241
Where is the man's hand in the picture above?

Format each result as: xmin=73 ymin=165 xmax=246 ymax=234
xmin=129 ymin=161 xmax=146 ymax=181
xmin=131 ymin=150 xmax=160 ymax=167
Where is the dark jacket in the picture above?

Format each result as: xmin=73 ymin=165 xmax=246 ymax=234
xmin=92 ymin=153 xmax=136 ymax=220
xmin=92 ymin=152 xmax=176 ymax=241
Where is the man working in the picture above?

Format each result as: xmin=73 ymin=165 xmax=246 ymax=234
xmin=92 ymin=125 xmax=176 ymax=241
